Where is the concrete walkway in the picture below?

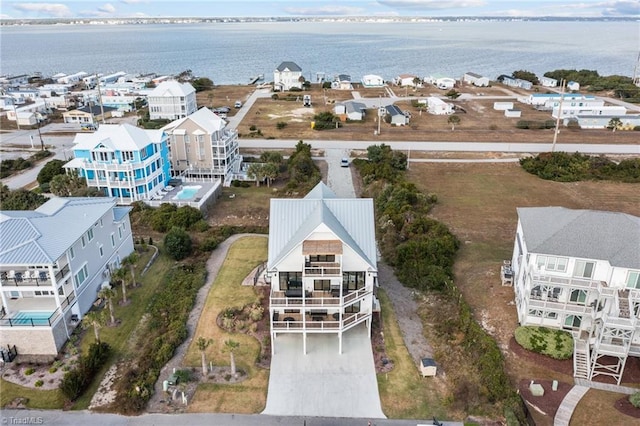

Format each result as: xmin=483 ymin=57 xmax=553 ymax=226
xmin=263 ymin=324 xmax=385 ymax=418
xmin=553 ymin=385 xmax=589 ymax=426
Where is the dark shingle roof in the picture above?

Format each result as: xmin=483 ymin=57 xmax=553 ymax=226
xmin=276 ymin=61 xmax=302 ymax=72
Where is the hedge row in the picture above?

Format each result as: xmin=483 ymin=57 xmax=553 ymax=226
xmin=59 ymin=342 xmax=111 ymax=401
xmin=520 ymin=152 xmax=640 ymax=183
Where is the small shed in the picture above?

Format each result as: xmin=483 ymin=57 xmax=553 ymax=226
xmin=420 ymin=358 xmax=437 ymax=377
xmin=493 ymin=101 xmax=514 ymax=111
xmin=505 ymin=109 xmax=522 ymax=118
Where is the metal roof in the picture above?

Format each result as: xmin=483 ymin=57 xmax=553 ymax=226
xmin=148 ymin=80 xmax=195 ymax=97
xmin=71 ymin=123 xmax=162 ymax=152
xmin=0 ymin=197 xmax=121 ymax=266
xmin=268 ymin=182 xmax=377 ymax=270
xmin=517 ymin=207 xmax=640 ymax=269
xmin=162 ymin=107 xmax=226 ymax=134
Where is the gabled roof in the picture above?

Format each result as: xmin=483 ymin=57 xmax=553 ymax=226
xmin=344 ymin=101 xmax=366 ymax=113
xmin=385 ymin=104 xmax=404 ymax=116
xmin=268 ymin=182 xmax=377 ymax=270
xmin=162 ymin=107 xmax=226 ymax=134
xmin=465 ymin=72 xmax=484 ymax=78
xmin=148 ymin=80 xmax=195 ymax=97
xmin=76 ymin=105 xmax=117 ymax=115
xmin=517 ymin=207 xmax=640 ymax=269
xmin=0 ymin=197 xmax=126 ymax=266
xmin=276 ymin=61 xmax=302 ymax=72
xmin=71 ymin=123 xmax=162 ymax=152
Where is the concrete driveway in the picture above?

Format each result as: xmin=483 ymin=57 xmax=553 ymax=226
xmin=325 ymin=148 xmax=356 ymax=198
xmin=263 ymin=324 xmax=385 ymax=419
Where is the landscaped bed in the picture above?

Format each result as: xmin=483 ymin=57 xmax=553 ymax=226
xmin=514 ymin=326 xmax=573 ymax=360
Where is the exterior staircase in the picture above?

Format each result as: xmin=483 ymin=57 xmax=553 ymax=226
xmin=573 ymin=338 xmax=590 ymax=379
xmin=618 ymin=289 xmax=630 ymax=318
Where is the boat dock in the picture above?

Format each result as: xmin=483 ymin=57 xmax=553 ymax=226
xmin=249 ymin=74 xmax=264 ymax=85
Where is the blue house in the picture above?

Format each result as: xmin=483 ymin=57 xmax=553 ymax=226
xmin=64 ymin=124 xmax=170 ymax=204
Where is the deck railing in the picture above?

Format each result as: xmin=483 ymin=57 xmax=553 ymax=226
xmin=0 ymin=265 xmax=69 ymax=287
xmin=0 ymin=309 xmax=61 ymax=327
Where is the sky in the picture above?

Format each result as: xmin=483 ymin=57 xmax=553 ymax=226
xmin=1 ymin=0 xmax=639 ymax=19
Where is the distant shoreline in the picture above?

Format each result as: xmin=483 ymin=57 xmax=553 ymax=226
xmin=1 ymin=16 xmax=639 ymax=26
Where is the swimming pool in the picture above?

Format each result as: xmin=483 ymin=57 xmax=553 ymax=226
xmin=10 ymin=311 xmax=54 ymax=326
xmin=173 ymin=185 xmax=202 ymax=200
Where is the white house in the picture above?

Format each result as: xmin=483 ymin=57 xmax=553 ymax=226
xmin=0 ymin=197 xmax=134 ymax=356
xmin=463 ymin=72 xmax=490 ymax=87
xmin=525 ymin=93 xmax=597 ymax=107
xmin=267 ymin=182 xmax=379 ymax=354
xmin=331 ymin=74 xmax=353 ymax=91
xmin=395 ymin=74 xmax=420 ymax=87
xmin=425 ymin=76 xmax=456 ymax=90
xmin=56 ymin=71 xmax=88 ymax=85
xmin=147 ymin=80 xmax=197 ymax=121
xmin=552 ymin=105 xmax=626 ymax=119
xmin=273 ymin=61 xmax=303 ymax=92
xmin=540 ymin=76 xmax=558 ymax=87
xmin=567 ymin=81 xmax=580 ymax=91
xmin=361 ymin=74 xmax=385 ymax=87
xmin=63 ymin=124 xmax=171 ymax=204
xmin=334 ymin=101 xmax=366 ymax=121
xmin=564 ymin=114 xmax=640 ymax=130
xmin=385 ymin=104 xmax=409 ymax=126
xmin=510 ymin=207 xmax=640 ymax=385
xmin=162 ymin=107 xmax=242 ymax=183
xmin=423 ymin=97 xmax=453 ymax=115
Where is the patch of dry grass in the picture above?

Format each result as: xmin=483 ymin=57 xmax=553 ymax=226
xmin=571 ymin=389 xmax=638 ymax=426
xmin=406 ymin=162 xmax=640 ymax=423
xmin=185 ymin=236 xmax=269 ymax=413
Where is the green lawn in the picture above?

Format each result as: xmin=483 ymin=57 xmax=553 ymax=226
xmin=185 ymin=236 xmax=269 ymax=413
xmin=514 ymin=326 xmax=573 ymax=360
xmin=376 ymin=289 xmax=450 ymax=419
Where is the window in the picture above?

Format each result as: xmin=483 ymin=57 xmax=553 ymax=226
xmin=111 ymin=233 xmax=115 ymax=247
xmin=546 ymin=312 xmax=558 ymax=319
xmin=81 ymin=236 xmax=86 ymax=248
xmin=342 ymin=272 xmax=365 ymax=290
xmin=536 ymin=255 xmax=568 ymax=272
xmin=564 ymin=315 xmax=582 ymax=329
xmin=69 ymin=246 xmax=75 ymax=260
xmin=569 ymin=289 xmax=587 ymax=304
xmin=345 ymin=301 xmax=360 ymax=314
xmin=309 ymin=255 xmax=336 ymax=262
xmin=100 ymin=218 xmax=103 ymax=227
xmin=118 ymin=227 xmax=123 ymax=239
xmin=314 ymin=280 xmax=331 ymax=291
xmin=573 ymin=260 xmax=595 ymax=278
xmin=528 ymin=309 xmax=543 ymax=317
xmin=87 ymin=228 xmax=94 ymax=242
xmin=279 ymin=272 xmax=302 ymax=290
xmin=184 ymin=135 xmax=190 ymax=143
xmin=34 ymin=290 xmax=53 ymax=296
xmin=98 ymin=245 xmax=104 ymax=258
xmin=627 ymin=271 xmax=640 ymax=289
xmin=74 ymin=264 xmax=89 ymax=288
xmin=122 ymin=151 xmax=134 ymax=162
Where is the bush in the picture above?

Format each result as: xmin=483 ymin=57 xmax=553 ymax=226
xmin=48 ymin=366 xmax=58 ymax=373
xmin=35 ymin=380 xmax=44 ymax=387
xmin=24 ymin=367 xmax=35 ymax=375
xmin=630 ymin=392 xmax=640 ymax=408
xmin=520 ymin=152 xmax=640 ymax=183
xmin=514 ymin=326 xmax=573 ymax=359
xmin=174 ymin=369 xmax=193 ymax=383
xmin=276 ymin=121 xmax=288 ymax=130
xmin=164 ymin=227 xmax=193 ymax=260
xmin=59 ymin=342 xmax=111 ymax=401
xmin=249 ymin=125 xmax=257 ymax=131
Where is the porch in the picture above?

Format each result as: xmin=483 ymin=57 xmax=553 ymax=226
xmin=0 ymin=265 xmax=70 ymax=288
xmin=270 ymin=287 xmax=372 ymax=309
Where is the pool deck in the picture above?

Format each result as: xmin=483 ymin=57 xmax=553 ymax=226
xmin=145 ymin=180 xmax=222 ymax=212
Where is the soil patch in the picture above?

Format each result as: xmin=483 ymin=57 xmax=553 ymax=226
xmin=518 ymin=379 xmax=572 ymax=420
xmin=614 ymin=396 xmax=640 ymax=419
xmin=508 ymin=337 xmax=573 ymax=376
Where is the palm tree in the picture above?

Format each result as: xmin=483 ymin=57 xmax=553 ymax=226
xmin=113 ymin=266 xmax=128 ymax=305
xmin=196 ymin=337 xmax=214 ymax=375
xmin=83 ymin=310 xmax=106 ymax=342
xmin=224 ymin=339 xmax=240 ymax=377
xmin=98 ymin=287 xmax=117 ymax=325
xmin=447 ymin=115 xmax=461 ymax=131
xmin=122 ymin=252 xmax=139 ymax=288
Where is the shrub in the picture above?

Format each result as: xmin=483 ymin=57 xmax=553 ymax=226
xmin=271 ymin=94 xmax=279 ymax=100
xmin=630 ymin=392 xmax=640 ymax=408
xmin=24 ymin=368 xmax=35 ymax=375
xmin=164 ymin=227 xmax=193 ymax=260
xmin=59 ymin=342 xmax=111 ymax=401
xmin=35 ymin=380 xmax=44 ymax=387
xmin=174 ymin=369 xmax=193 ymax=383
xmin=48 ymin=367 xmax=58 ymax=374
xmin=249 ymin=125 xmax=257 ymax=131
xmin=276 ymin=121 xmax=288 ymax=130
xmin=514 ymin=326 xmax=573 ymax=359
xmin=520 ymin=152 xmax=640 ymax=183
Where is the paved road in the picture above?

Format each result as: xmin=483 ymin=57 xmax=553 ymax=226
xmin=240 ymin=139 xmax=640 ymax=155
xmin=0 ymin=409 xmax=459 ymax=426
xmin=226 ymin=88 xmax=272 ymax=129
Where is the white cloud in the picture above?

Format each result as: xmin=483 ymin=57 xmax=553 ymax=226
xmin=284 ymin=5 xmax=365 ymax=15
xmin=98 ymin=3 xmax=116 ymax=13
xmin=377 ymin=0 xmax=486 ymax=10
xmin=120 ymin=0 xmax=149 ymax=4
xmin=12 ymin=2 xmax=73 ymax=18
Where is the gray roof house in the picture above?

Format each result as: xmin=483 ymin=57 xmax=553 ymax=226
xmin=511 ymin=206 xmax=640 ymax=385
xmin=334 ymin=101 xmax=367 ymax=121
xmin=385 ymin=104 xmax=408 ymax=126
xmin=0 ymin=197 xmax=134 ymax=356
xmin=267 ymin=181 xmax=379 ymax=353
xmin=274 ymin=61 xmax=303 ymax=92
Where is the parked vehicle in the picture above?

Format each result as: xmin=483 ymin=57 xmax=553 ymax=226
xmin=340 ymin=158 xmax=349 ymax=167
xmin=234 ymin=101 xmax=242 ymax=108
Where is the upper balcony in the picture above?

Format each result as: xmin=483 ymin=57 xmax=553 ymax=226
xmin=271 ymin=286 xmax=371 ymax=309
xmin=530 ymin=273 xmax=604 ymax=291
xmin=304 ymin=261 xmax=341 ymax=277
xmin=0 ymin=265 xmax=70 ymax=288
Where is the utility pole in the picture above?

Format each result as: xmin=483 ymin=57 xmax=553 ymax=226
xmin=551 ymin=79 xmax=566 ymax=153
xmin=95 ymin=73 xmax=106 ymax=124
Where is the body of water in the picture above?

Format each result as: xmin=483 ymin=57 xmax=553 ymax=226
xmin=1 ymin=21 xmax=638 ymax=84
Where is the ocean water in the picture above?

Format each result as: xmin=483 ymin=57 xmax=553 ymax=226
xmin=1 ymin=21 xmax=638 ymax=84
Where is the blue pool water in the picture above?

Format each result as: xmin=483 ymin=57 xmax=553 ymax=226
xmin=173 ymin=185 xmax=201 ymax=200
xmin=11 ymin=311 xmax=53 ymax=326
